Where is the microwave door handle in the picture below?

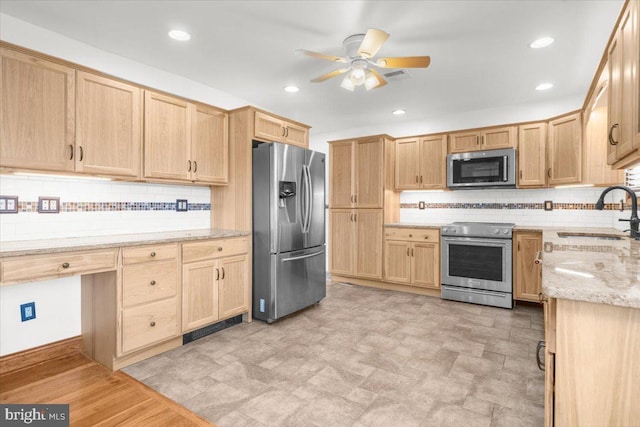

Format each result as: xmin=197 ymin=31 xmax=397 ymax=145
xmin=503 ymin=156 xmax=508 ymax=182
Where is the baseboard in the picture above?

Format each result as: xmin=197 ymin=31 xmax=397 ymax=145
xmin=0 ymin=336 xmax=83 ymax=375
xmin=331 ymin=275 xmax=442 ymax=298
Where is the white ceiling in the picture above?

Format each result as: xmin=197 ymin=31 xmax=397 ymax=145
xmin=0 ymin=1 xmax=624 ymax=136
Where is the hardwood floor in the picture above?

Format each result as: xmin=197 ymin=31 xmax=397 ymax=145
xmin=0 ymin=343 xmax=212 ymax=426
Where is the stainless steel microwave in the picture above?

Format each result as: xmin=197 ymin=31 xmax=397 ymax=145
xmin=447 ymin=148 xmax=516 ymax=189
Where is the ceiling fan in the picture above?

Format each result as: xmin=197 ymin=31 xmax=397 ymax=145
xmin=297 ymin=28 xmax=431 ymax=91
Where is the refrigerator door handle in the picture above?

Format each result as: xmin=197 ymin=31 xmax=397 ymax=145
xmin=281 ymin=249 xmax=325 ymax=262
xmin=305 ymin=164 xmax=313 ymax=233
xmin=301 ymin=165 xmax=311 ymax=234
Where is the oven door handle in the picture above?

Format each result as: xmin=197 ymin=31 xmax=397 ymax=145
xmin=442 ymin=236 xmax=510 ymax=246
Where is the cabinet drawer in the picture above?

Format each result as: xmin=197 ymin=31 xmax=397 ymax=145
xmin=121 ymin=298 xmax=178 ymax=354
xmin=122 ymin=244 xmax=177 ymax=265
xmin=384 ymin=227 xmax=440 ymax=242
xmin=122 ymin=260 xmax=178 ymax=307
xmin=182 ymin=237 xmax=248 ymax=263
xmin=1 ymin=249 xmax=118 ymax=283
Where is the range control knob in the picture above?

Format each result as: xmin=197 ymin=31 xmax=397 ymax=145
xmin=494 ymin=229 xmax=500 ymax=234
xmin=503 ymin=229 xmax=509 ymax=234
xmin=442 ymin=228 xmax=449 ymax=233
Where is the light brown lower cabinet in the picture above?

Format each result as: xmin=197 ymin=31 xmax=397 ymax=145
xmin=383 ymin=227 xmax=440 ymax=289
xmin=513 ymin=231 xmax=542 ymax=302
xmin=182 ymin=237 xmax=249 ymax=333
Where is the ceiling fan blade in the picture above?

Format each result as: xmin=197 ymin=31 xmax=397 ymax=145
xmin=296 ymin=49 xmax=347 ymax=63
xmin=376 ymin=56 xmax=431 ymax=68
xmin=357 ymin=28 xmax=389 ymax=59
xmin=368 ymin=69 xmax=388 ymax=90
xmin=311 ymin=68 xmax=350 ymax=82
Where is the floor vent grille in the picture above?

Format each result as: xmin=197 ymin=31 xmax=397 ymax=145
xmin=182 ymin=315 xmax=242 ymax=344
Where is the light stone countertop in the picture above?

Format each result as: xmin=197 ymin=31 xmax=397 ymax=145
xmin=385 ymin=223 xmax=447 ymax=229
xmin=0 ymin=228 xmax=249 ymax=257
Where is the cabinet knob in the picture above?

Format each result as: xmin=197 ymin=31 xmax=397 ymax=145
xmin=150 ymin=280 xmax=156 ymax=286
xmin=150 ymin=321 xmax=156 ymax=327
xmin=409 ymin=234 xmax=412 ymax=237
xmin=217 ymin=247 xmax=223 ymax=251
xmin=150 ymin=252 xmax=156 ymax=257
xmin=62 ymin=262 xmax=70 ymax=269
xmin=424 ymin=236 xmax=429 ymax=239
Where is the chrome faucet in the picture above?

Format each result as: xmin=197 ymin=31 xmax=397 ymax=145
xmin=595 ymin=185 xmax=639 ymax=240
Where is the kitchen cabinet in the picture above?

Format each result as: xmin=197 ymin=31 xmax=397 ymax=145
xmin=76 ymin=71 xmax=142 ymax=178
xmin=144 ymin=91 xmax=229 ymax=184
xmin=513 ymin=231 xmax=542 ymax=302
xmin=182 ymin=237 xmax=249 ymax=332
xmin=607 ymin=0 xmax=640 ymax=169
xmin=120 ymin=243 xmax=179 ymax=355
xmin=0 ymin=48 xmax=75 ymax=172
xmin=448 ymin=126 xmax=517 ymax=153
xmin=547 ymin=113 xmax=582 ymax=185
xmin=254 ymin=110 xmax=309 ymax=148
xmin=383 ymin=227 xmax=440 ymax=289
xmin=329 ymin=209 xmax=383 ymax=280
xmin=329 ymin=137 xmax=384 ymax=208
xmin=517 ymin=123 xmax=547 ymax=188
xmin=394 ymin=135 xmax=447 ymax=190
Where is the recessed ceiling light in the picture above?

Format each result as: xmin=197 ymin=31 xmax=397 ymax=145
xmin=392 ymin=109 xmax=406 ymax=116
xmin=168 ymin=30 xmax=191 ymax=41
xmin=530 ymin=37 xmax=554 ymax=49
xmin=284 ymin=85 xmax=299 ymax=93
xmin=536 ymin=83 xmax=553 ymax=91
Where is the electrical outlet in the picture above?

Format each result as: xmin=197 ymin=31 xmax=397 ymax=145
xmin=544 ymin=200 xmax=553 ymax=211
xmin=38 ymin=197 xmax=60 ymax=213
xmin=0 ymin=195 xmax=18 ymax=214
xmin=418 ymin=201 xmax=426 ymax=210
xmin=20 ymin=302 xmax=36 ymax=322
xmin=176 ymin=199 xmax=188 ymax=212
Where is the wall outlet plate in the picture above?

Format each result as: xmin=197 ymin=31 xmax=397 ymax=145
xmin=418 ymin=201 xmax=426 ymax=210
xmin=176 ymin=199 xmax=188 ymax=212
xmin=0 ymin=195 xmax=18 ymax=213
xmin=20 ymin=301 xmax=36 ymax=322
xmin=544 ymin=200 xmax=553 ymax=211
xmin=38 ymin=197 xmax=60 ymax=213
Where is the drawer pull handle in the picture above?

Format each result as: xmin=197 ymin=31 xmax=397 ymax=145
xmin=150 ymin=252 xmax=156 ymax=257
xmin=150 ymin=321 xmax=156 ymax=327
xmin=221 ymin=267 xmax=225 ymax=280
xmin=150 ymin=280 xmax=156 ymax=286
xmin=62 ymin=262 xmax=70 ymax=269
xmin=217 ymin=247 xmax=223 ymax=251
xmin=215 ymin=268 xmax=220 ymax=280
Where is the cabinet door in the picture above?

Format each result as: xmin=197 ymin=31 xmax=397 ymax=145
xmin=420 ymin=135 xmax=447 ymax=189
xmin=354 ymin=138 xmax=383 ymax=208
xmin=192 ymin=103 xmax=228 ymax=184
xmin=254 ymin=111 xmax=284 ymax=142
xmin=548 ymin=113 xmax=582 ymax=185
xmin=75 ymin=72 xmax=141 ymax=177
xmin=449 ymin=131 xmax=480 ymax=153
xmin=412 ymin=242 xmax=440 ymax=288
xmin=482 ymin=126 xmax=517 ymax=149
xmin=284 ymin=122 xmax=309 ymax=147
xmin=354 ymin=209 xmax=382 ymax=279
xmin=384 ymin=240 xmax=411 ymax=284
xmin=514 ymin=232 xmax=542 ymax=302
xmin=329 ymin=141 xmax=354 ymax=208
xmin=218 ymin=255 xmax=249 ymax=319
xmin=394 ymin=138 xmax=420 ymax=190
xmin=329 ymin=209 xmax=355 ymax=275
xmin=182 ymin=260 xmax=219 ymax=332
xmin=0 ymin=48 xmax=75 ymax=171
xmin=144 ymin=91 xmax=191 ymax=181
xmin=518 ymin=123 xmax=547 ymax=187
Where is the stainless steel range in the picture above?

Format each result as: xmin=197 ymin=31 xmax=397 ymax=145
xmin=441 ymin=222 xmax=515 ymax=309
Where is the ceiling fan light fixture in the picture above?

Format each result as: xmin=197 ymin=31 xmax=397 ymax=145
xmin=341 ymin=76 xmax=356 ymax=91
xmin=350 ymin=68 xmax=366 ymax=86
xmin=168 ymin=29 xmax=191 ymax=41
xmin=364 ymin=71 xmax=380 ymax=91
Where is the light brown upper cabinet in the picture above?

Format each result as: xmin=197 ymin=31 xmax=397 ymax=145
xmin=76 ymin=71 xmax=141 ymax=178
xmin=1 ymin=48 xmax=75 ymax=172
xmin=547 ymin=113 xmax=582 ymax=185
xmin=254 ymin=110 xmax=309 ymax=148
xmin=395 ymin=135 xmax=447 ymax=190
xmin=329 ymin=137 xmax=384 ymax=208
xmin=449 ymin=126 xmax=517 ymax=153
xmin=607 ymin=0 xmax=640 ymax=169
xmin=517 ymin=123 xmax=547 ymax=188
xmin=144 ymin=91 xmax=228 ymax=184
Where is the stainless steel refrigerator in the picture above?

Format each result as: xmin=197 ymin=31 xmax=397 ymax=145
xmin=252 ymin=142 xmax=326 ymax=323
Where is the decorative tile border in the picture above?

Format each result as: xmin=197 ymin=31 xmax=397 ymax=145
xmin=16 ymin=201 xmax=211 ymax=213
xmin=400 ymin=202 xmax=623 ymax=210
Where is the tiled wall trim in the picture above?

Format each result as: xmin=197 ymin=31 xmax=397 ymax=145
xmin=14 ymin=201 xmax=211 ymax=213
xmin=400 ymin=202 xmax=623 ymax=210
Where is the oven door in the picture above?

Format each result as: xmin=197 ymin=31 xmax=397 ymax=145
xmin=441 ymin=236 xmax=512 ymax=292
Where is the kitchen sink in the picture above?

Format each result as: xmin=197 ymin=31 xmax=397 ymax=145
xmin=556 ymin=232 xmax=624 ymax=240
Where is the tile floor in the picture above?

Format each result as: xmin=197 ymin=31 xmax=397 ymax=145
xmin=124 ymin=282 xmax=545 ymax=427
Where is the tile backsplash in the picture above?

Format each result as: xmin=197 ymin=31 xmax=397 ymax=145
xmin=400 ymin=187 xmax=629 ymax=229
xmin=0 ymin=175 xmax=211 ymax=242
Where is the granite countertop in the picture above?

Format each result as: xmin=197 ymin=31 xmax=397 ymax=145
xmin=539 ymin=228 xmax=640 ymax=309
xmin=0 ymin=229 xmax=249 ymax=257
xmin=385 ymin=223 xmax=447 ymax=229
